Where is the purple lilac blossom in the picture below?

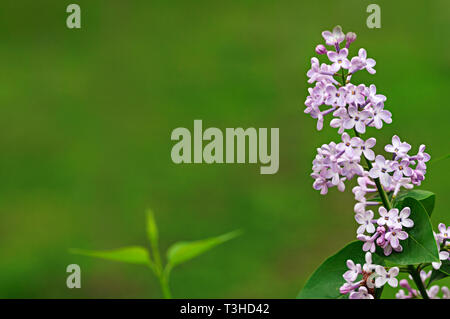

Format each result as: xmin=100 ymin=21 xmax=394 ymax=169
xmin=305 ymin=26 xmax=446 ymax=299
xmin=395 ymin=271 xmax=449 ymax=299
xmin=355 ymin=207 xmax=413 ymax=256
xmin=339 ymin=252 xmax=399 ymax=299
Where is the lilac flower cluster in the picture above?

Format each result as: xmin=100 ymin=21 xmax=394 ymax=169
xmin=395 ymin=270 xmax=449 ymax=299
xmin=305 ymin=26 xmax=391 ymax=133
xmin=339 ymin=252 xmax=399 ymax=299
xmin=312 ymin=133 xmax=430 ymax=198
xmin=351 ymin=135 xmax=429 ymax=206
xmin=356 ymin=207 xmax=413 ymax=256
xmin=370 ymin=135 xmax=430 ymax=188
xmin=311 ymin=133 xmax=371 ymax=194
xmin=305 ymin=26 xmax=449 ymax=299
xmin=305 ymin=26 xmax=431 ymax=251
xmin=432 ymin=223 xmax=450 ymax=270
xmin=307 ymin=26 xmax=430 ymax=201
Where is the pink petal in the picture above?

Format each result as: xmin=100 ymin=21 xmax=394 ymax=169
xmin=358 ymin=48 xmax=367 ymax=59
xmin=375 ymin=155 xmax=385 ymax=166
xmin=390 ymin=236 xmax=399 ymax=248
xmin=348 ymin=105 xmax=357 ymax=117
xmin=339 ymin=48 xmax=349 ymax=58
xmin=400 ymin=207 xmax=410 ymax=218
xmin=392 ymin=135 xmax=400 ymax=147
xmin=364 ymin=149 xmax=375 ymax=161
xmin=365 ymin=138 xmax=376 ymax=148
xmin=397 ymin=231 xmax=408 ymax=240
xmin=327 ymin=51 xmax=338 ymax=62
xmin=366 ymin=58 xmax=376 ymax=68
xmin=355 ymin=121 xmax=366 ymax=134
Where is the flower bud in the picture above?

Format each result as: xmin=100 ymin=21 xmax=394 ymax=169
xmin=376 ymin=236 xmax=385 ymax=246
xmin=315 ymin=44 xmax=327 ymax=55
xmin=345 ymin=32 xmax=357 ymax=48
xmin=346 ymin=32 xmax=357 ymax=43
xmin=399 ymin=279 xmax=410 ymax=288
xmin=339 ymin=283 xmax=356 ymax=294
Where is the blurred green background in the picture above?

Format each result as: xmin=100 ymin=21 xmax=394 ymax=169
xmin=0 ymin=0 xmax=449 ymax=298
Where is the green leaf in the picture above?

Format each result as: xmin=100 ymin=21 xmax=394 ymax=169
xmin=146 ymin=209 xmax=159 ymax=247
xmin=393 ymin=190 xmax=435 ymax=217
xmin=377 ymin=198 xmax=440 ymax=265
xmin=297 ymin=241 xmax=385 ymax=299
xmin=70 ymin=246 xmax=152 ymax=266
xmin=428 ymin=260 xmax=450 ymax=286
xmin=166 ymin=230 xmax=241 ymax=268
xmin=440 ymin=259 xmax=450 ymax=275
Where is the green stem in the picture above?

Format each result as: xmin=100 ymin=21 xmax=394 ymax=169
xmin=353 ymin=130 xmax=392 ymax=210
xmin=374 ymin=286 xmax=384 ymax=299
xmin=150 ymin=242 xmax=162 ymax=275
xmin=147 ymin=233 xmax=171 ymax=298
xmin=372 ymin=175 xmax=392 ymax=210
xmin=408 ymin=265 xmax=429 ymax=299
xmin=159 ymin=274 xmax=172 ymax=299
xmin=147 ymin=263 xmax=172 ymax=299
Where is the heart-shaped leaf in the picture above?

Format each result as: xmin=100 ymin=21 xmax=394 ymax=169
xmin=376 ymin=198 xmax=440 ymax=265
xmin=297 ymin=241 xmax=384 ymax=299
xmin=166 ymin=230 xmax=241 ymax=269
xmin=393 ymin=190 xmax=435 ymax=217
xmin=70 ymin=246 xmax=152 ymax=266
